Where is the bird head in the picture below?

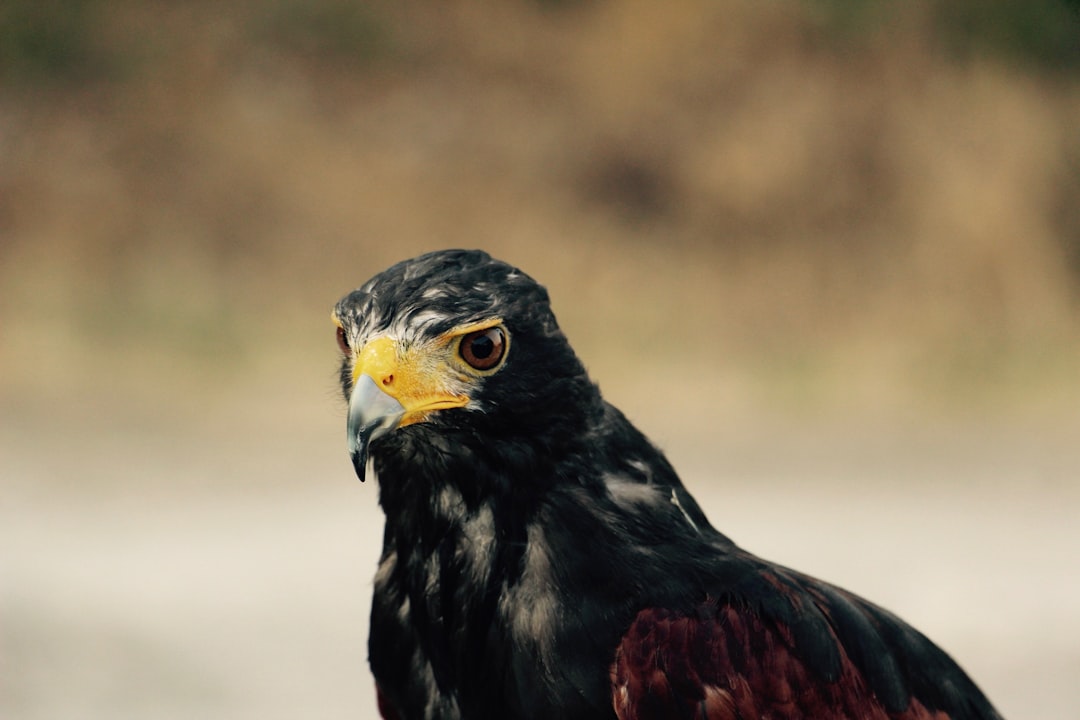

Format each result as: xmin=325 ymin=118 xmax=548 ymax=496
xmin=332 ymin=249 xmax=596 ymax=483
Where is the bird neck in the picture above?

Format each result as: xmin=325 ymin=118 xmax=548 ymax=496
xmin=367 ymin=402 xmax=733 ymax=719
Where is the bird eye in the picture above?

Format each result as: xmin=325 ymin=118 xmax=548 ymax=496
xmin=336 ymin=326 xmax=351 ymax=355
xmin=459 ymin=327 xmax=506 ymax=371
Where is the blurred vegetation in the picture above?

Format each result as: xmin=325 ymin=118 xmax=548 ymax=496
xmin=932 ymin=0 xmax=1080 ymax=71
xmin=1 ymin=0 xmax=1078 ymax=424
xmin=810 ymin=0 xmax=1080 ymax=70
xmin=3 ymin=0 xmax=1078 ymax=86
xmin=252 ymin=1 xmax=391 ymax=69
xmin=0 ymin=0 xmax=115 ymax=85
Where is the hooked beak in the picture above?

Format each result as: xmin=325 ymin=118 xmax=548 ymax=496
xmin=347 ymin=374 xmax=406 ymax=482
xmin=345 ymin=336 xmax=469 ymax=482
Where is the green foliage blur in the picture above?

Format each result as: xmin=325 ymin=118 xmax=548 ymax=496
xmin=0 ymin=0 xmax=111 ymax=85
xmin=4 ymin=0 xmax=1079 ymax=88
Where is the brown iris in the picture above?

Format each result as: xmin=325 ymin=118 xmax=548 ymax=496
xmin=336 ymin=326 xmax=350 ymax=355
xmin=459 ymin=327 xmax=506 ymax=370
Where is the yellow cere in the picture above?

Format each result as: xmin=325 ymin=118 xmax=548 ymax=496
xmin=352 ymin=335 xmax=469 ymax=426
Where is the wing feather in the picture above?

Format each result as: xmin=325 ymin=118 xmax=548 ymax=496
xmin=610 ymin=571 xmax=997 ymax=720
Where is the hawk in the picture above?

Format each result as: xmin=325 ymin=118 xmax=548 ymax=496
xmin=331 ymin=249 xmax=1002 ymax=720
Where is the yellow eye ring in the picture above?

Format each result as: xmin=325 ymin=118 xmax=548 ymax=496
xmin=447 ymin=320 xmax=509 ymax=375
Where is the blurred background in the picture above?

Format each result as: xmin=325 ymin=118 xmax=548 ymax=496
xmin=2 ymin=0 xmax=1079 ymax=718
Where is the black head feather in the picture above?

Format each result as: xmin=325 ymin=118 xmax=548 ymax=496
xmin=335 ymin=249 xmax=602 ymax=490
xmin=335 ymin=250 xmax=556 ymax=347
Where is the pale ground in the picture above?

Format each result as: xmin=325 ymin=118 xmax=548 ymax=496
xmin=2 ymin=393 xmax=1078 ymax=720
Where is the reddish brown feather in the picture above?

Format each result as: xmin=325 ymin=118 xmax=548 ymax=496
xmin=376 ymin=684 xmax=402 ymax=720
xmin=610 ymin=599 xmax=950 ymax=720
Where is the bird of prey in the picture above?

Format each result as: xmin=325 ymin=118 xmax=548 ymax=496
xmin=332 ymin=249 xmax=1003 ymax=720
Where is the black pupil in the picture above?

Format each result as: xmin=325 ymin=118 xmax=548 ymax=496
xmin=470 ymin=333 xmax=495 ymax=359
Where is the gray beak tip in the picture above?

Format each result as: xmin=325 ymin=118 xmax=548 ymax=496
xmin=350 ymin=446 xmax=368 ymax=483
xmin=347 ymin=374 xmax=406 ymax=483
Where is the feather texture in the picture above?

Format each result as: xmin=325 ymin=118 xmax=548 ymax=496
xmin=333 ymin=250 xmax=1004 ymax=720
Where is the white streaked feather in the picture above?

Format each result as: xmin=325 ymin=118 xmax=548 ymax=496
xmin=627 ymin=458 xmax=653 ymax=480
xmin=374 ymin=550 xmax=397 ymax=589
xmin=670 ymin=488 xmax=701 ymax=534
xmin=605 ymin=474 xmax=664 ymax=509
xmin=457 ymin=503 xmax=495 ymax=587
xmin=500 ymin=522 xmax=558 ymax=659
xmin=435 ymin=483 xmax=467 ymax=519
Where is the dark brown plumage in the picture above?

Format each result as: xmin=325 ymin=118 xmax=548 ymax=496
xmin=332 ymin=249 xmax=1003 ymax=720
